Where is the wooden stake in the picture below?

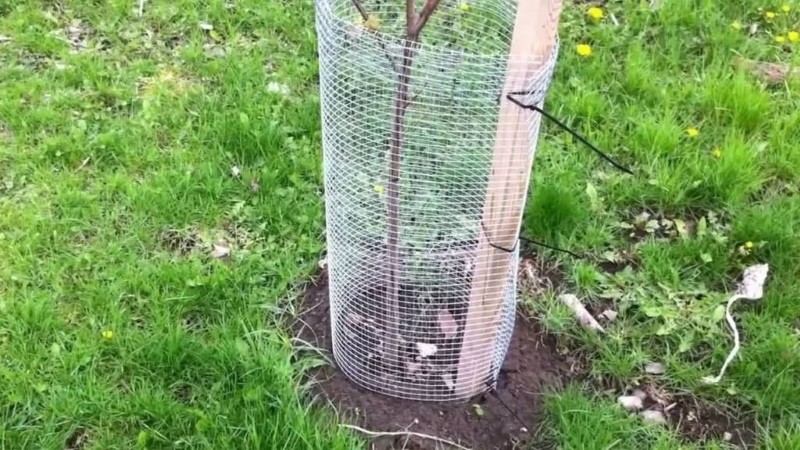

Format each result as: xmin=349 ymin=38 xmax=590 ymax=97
xmin=455 ymin=0 xmax=562 ymax=398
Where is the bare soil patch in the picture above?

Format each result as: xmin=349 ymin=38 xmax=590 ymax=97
xmin=294 ymin=270 xmax=571 ymax=449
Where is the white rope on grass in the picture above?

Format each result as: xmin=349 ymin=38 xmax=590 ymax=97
xmin=703 ymin=264 xmax=769 ymax=384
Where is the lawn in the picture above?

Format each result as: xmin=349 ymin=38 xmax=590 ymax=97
xmin=0 ymin=0 xmax=799 ymax=449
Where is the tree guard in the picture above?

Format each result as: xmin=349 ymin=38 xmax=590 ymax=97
xmin=316 ymin=0 xmax=563 ymax=401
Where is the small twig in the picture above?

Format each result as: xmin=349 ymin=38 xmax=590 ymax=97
xmin=77 ymin=156 xmax=91 ymax=170
xmin=138 ymin=0 xmax=145 ymax=17
xmin=340 ymin=424 xmax=471 ymax=450
xmin=350 ymin=0 xmax=369 ymax=21
xmin=349 ymin=0 xmax=399 ymax=74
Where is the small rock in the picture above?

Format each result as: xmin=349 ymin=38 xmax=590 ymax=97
xmin=416 ymin=342 xmax=437 ymax=358
xmin=632 ymin=389 xmax=647 ymax=401
xmin=618 ymin=395 xmax=643 ymax=411
xmin=645 ymin=362 xmax=666 ymax=375
xmin=599 ymin=309 xmax=618 ymax=321
xmin=723 ymin=432 xmax=733 ymax=442
xmin=641 ymin=410 xmax=667 ymax=425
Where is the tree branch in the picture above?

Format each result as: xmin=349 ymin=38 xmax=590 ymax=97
xmin=406 ymin=0 xmax=416 ymax=32
xmin=411 ymin=0 xmax=442 ymax=37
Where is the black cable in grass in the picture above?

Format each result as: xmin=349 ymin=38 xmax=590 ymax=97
xmin=506 ymin=92 xmax=634 ymax=175
xmin=480 ymin=221 xmax=583 ymax=259
xmin=519 ymin=236 xmax=582 ymax=259
xmin=483 ymin=379 xmax=535 ymax=434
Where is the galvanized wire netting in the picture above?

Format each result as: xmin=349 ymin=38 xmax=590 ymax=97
xmin=316 ymin=0 xmax=559 ymax=401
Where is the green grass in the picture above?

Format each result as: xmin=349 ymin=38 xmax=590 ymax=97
xmin=1 ymin=0 xmax=799 ymax=448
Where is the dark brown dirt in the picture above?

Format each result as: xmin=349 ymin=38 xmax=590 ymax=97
xmin=294 ymin=270 xmax=571 ymax=450
xmin=666 ymin=395 xmax=758 ymax=448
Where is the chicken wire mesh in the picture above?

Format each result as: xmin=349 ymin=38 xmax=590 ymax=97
xmin=316 ymin=0 xmax=559 ymax=401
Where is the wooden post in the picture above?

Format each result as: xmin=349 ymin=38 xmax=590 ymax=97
xmin=455 ymin=0 xmax=562 ymax=398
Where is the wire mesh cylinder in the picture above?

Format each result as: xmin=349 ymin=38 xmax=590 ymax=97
xmin=316 ymin=0 xmax=558 ymax=401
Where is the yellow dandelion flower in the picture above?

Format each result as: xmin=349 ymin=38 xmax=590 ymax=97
xmin=374 ymin=184 xmax=385 ymax=195
xmin=686 ymin=127 xmax=700 ymax=138
xmin=101 ymin=330 xmax=114 ymax=340
xmin=766 ymin=11 xmax=777 ymax=19
xmin=588 ymin=6 xmax=604 ymax=20
xmin=711 ymin=148 xmax=722 ymax=159
xmin=731 ymin=20 xmax=742 ymax=30
xmin=789 ymin=31 xmax=799 ymax=42
xmin=459 ymin=3 xmax=471 ymax=11
xmin=576 ymin=44 xmax=593 ymax=57
xmin=782 ymin=4 xmax=791 ymax=12
xmin=775 ymin=35 xmax=786 ymax=43
xmin=744 ymin=241 xmax=755 ymax=250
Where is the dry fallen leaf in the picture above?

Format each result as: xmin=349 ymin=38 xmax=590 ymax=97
xmin=437 ymin=309 xmax=458 ymax=339
xmin=733 ymin=56 xmax=799 ymax=84
xmin=441 ymin=373 xmax=455 ymax=390
xmin=618 ymin=395 xmax=644 ymax=411
xmin=416 ymin=342 xmax=437 ymax=358
xmin=407 ymin=361 xmax=423 ymax=375
xmin=211 ymin=243 xmax=231 ymax=259
xmin=645 ymin=362 xmax=666 ymax=375
xmin=267 ymin=81 xmax=291 ymax=96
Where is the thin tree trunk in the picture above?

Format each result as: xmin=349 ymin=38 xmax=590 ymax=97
xmin=384 ymin=44 xmax=414 ymax=371
xmin=384 ymin=0 xmax=441 ymax=373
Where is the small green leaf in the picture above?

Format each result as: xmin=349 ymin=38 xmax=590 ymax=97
xmin=586 ymin=182 xmax=600 ymax=211
xmin=472 ymin=404 xmax=485 ymax=417
xmin=712 ymin=304 xmax=726 ymax=322
xmin=678 ymin=333 xmax=693 ymax=353
xmin=700 ymin=253 xmax=713 ymax=263
xmin=697 ymin=217 xmax=708 ymax=236
xmin=136 ymin=430 xmax=150 ymax=448
xmin=673 ymin=218 xmax=688 ymax=238
xmin=235 ymin=338 xmax=249 ymax=355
